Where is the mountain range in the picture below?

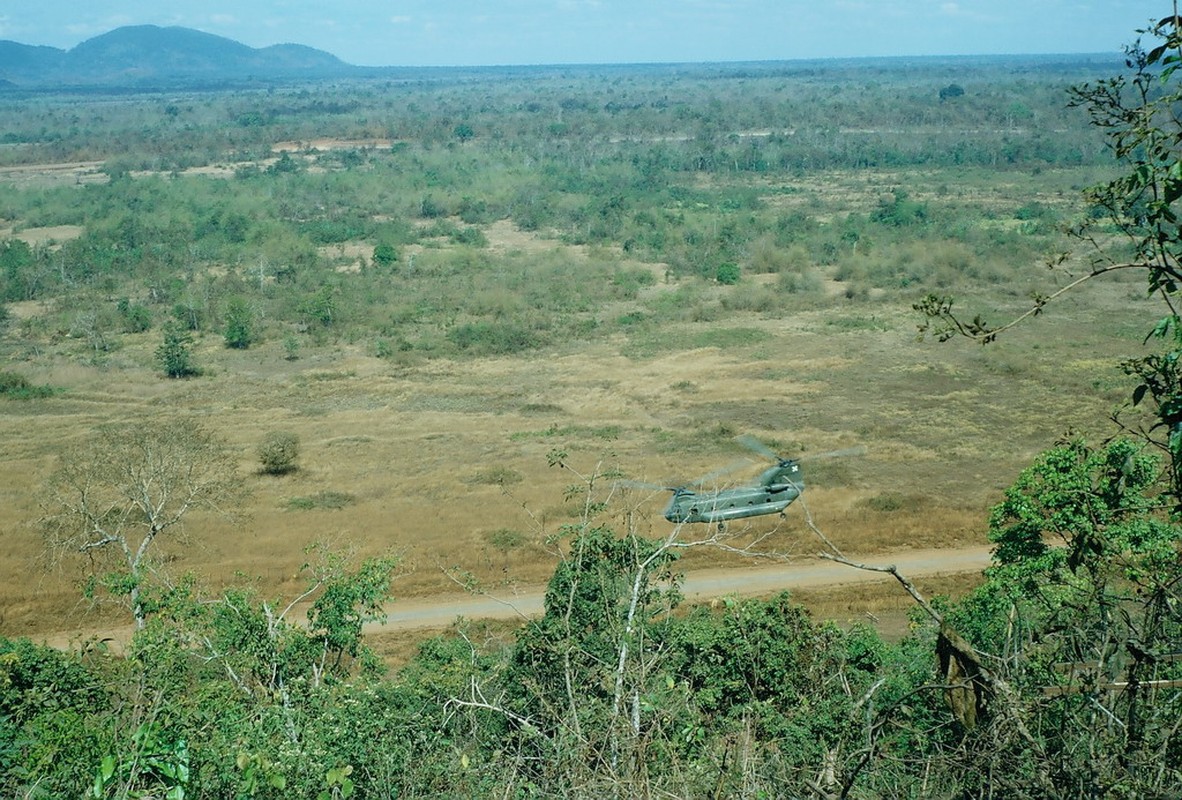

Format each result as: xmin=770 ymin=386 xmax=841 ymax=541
xmin=0 ymin=25 xmax=364 ymax=89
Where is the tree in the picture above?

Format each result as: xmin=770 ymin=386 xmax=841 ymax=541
xmin=930 ymin=439 xmax=1182 ymax=797
xmin=222 ymin=295 xmax=258 ymax=349
xmin=938 ymin=83 xmax=965 ymax=101
xmin=0 ymin=238 xmax=35 ymax=301
xmin=155 ymin=322 xmax=199 ymax=378
xmin=450 ymin=452 xmax=858 ymax=795
xmin=40 ymin=418 xmax=242 ymax=628
xmin=257 ymin=430 xmax=300 ymax=475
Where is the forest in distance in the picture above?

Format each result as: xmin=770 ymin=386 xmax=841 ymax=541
xmin=1 ymin=14 xmax=1181 ymax=798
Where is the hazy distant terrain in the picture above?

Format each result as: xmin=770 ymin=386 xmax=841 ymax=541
xmin=0 ymin=24 xmax=1123 ymax=89
xmin=0 ymin=24 xmax=360 ymax=87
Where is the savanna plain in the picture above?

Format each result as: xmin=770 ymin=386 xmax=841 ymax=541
xmin=3 ymin=50 xmax=1177 ymax=798
xmin=0 ymin=57 xmax=1151 ymax=643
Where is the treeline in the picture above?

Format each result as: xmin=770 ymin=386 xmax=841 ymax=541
xmin=0 ymin=56 xmax=1116 ymax=171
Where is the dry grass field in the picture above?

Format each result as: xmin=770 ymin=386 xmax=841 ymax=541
xmin=0 ymin=161 xmax=1160 ymax=650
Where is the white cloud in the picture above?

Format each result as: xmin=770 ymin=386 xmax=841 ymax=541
xmin=389 ymin=15 xmax=412 ymax=25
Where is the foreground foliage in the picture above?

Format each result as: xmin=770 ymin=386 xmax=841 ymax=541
xmin=7 ymin=459 xmax=1179 ymax=799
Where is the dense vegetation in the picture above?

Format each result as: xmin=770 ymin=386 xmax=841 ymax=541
xmin=2 ymin=14 xmax=1181 ymax=798
xmin=0 ymin=54 xmax=1120 ymax=368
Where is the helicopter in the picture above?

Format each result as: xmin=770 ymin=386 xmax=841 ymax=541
xmin=628 ymin=435 xmax=864 ymax=525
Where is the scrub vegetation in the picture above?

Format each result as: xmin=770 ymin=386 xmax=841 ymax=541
xmin=2 ymin=16 xmax=1181 ymax=797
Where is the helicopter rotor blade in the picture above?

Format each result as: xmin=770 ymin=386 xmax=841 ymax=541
xmin=796 ymin=445 xmax=868 ymax=462
xmin=687 ymin=458 xmax=753 ymax=489
xmin=735 ymin=434 xmax=782 ymax=462
xmin=737 ymin=434 xmax=867 ymax=464
xmin=617 ymin=478 xmax=681 ymax=492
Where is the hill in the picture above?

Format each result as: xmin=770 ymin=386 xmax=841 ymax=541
xmin=0 ymin=24 xmax=360 ymax=88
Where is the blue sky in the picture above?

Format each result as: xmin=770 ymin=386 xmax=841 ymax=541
xmin=0 ymin=1 xmax=1163 ymax=67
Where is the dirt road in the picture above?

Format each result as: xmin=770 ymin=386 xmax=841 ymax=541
xmin=366 ymin=544 xmax=993 ymax=631
xmin=36 ymin=545 xmax=992 ymax=650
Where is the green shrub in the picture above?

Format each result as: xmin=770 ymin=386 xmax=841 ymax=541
xmin=716 ymin=262 xmax=741 ymax=285
xmin=0 ymin=370 xmax=57 ymax=399
xmin=257 ymin=431 xmax=300 ymax=475
xmin=372 ymin=242 xmax=398 ymax=268
xmin=222 ymin=296 xmax=258 ymax=349
xmin=116 ymin=298 xmax=152 ymax=333
xmin=447 ymin=321 xmax=546 ymax=355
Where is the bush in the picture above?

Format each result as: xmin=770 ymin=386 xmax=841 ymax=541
xmin=116 ymin=298 xmax=152 ymax=333
xmin=257 ymin=431 xmax=300 ymax=475
xmin=0 ymin=370 xmax=56 ymax=399
xmin=447 ymin=321 xmax=546 ymax=355
xmin=716 ymin=262 xmax=741 ymax=285
xmin=372 ymin=242 xmax=398 ymax=268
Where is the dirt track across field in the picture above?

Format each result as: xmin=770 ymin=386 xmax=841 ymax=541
xmin=38 ymin=545 xmax=992 ymax=651
xmin=369 ymin=544 xmax=992 ymax=630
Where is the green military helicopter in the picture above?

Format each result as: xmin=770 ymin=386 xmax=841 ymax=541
xmin=631 ymin=435 xmax=864 ymax=525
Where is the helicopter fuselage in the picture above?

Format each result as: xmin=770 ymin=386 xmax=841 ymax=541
xmin=663 ymin=461 xmax=803 ymax=524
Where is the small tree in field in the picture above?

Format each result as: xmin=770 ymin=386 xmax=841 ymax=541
xmin=222 ymin=295 xmax=258 ymax=349
xmin=156 ymin=322 xmax=199 ymax=378
xmin=715 ymin=262 xmax=741 ymax=284
xmin=258 ymin=431 xmax=300 ymax=475
xmin=41 ymin=418 xmax=241 ymax=628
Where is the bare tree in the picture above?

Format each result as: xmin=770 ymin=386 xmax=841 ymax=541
xmin=41 ymin=417 xmax=242 ymax=628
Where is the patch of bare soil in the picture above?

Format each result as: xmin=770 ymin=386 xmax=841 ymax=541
xmin=319 ymin=242 xmax=372 ymax=272
xmin=0 ymin=161 xmax=106 ymax=188
xmin=272 ymin=138 xmax=397 ymax=153
xmin=0 ymin=224 xmax=85 ymax=247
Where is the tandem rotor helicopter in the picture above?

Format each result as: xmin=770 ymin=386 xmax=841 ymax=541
xmin=625 ymin=435 xmax=865 ymax=526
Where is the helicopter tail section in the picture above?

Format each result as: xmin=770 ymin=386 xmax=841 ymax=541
xmin=762 ymin=459 xmax=803 ymax=493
